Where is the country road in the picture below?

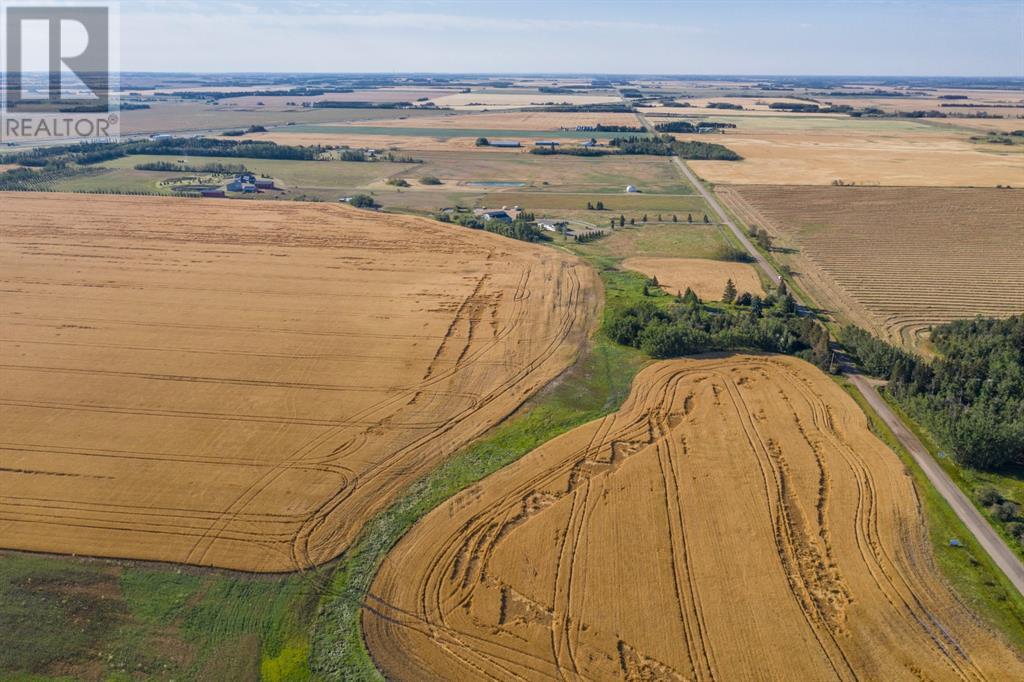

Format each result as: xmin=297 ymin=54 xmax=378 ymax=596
xmin=641 ymin=110 xmax=1024 ymax=595
xmin=635 ymin=112 xmax=782 ymax=285
xmin=849 ymin=373 xmax=1024 ymax=595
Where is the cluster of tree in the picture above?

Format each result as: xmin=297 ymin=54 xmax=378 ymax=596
xmin=769 ymin=102 xmax=822 ymax=113
xmin=712 ymin=243 xmax=755 ymax=263
xmin=606 ymin=284 xmax=830 ymax=368
xmin=57 ymin=103 xmax=149 ymax=112
xmin=134 ymin=161 xmax=249 ymax=173
xmin=385 ymin=177 xmax=410 ymax=187
xmin=585 ymin=200 xmax=606 ymax=210
xmin=897 ymin=110 xmax=948 ymax=118
xmin=675 ymin=140 xmax=742 ymax=160
xmin=747 ymin=225 xmax=773 ymax=250
xmin=609 ymin=135 xmax=743 ymax=160
xmin=2 ymin=139 xmax=323 ymax=167
xmin=621 ymin=90 xmax=644 ymax=98
xmin=135 ymin=138 xmax=322 ymax=160
xmin=0 ymin=164 xmax=92 ymax=191
xmin=168 ymin=87 xmax=348 ymax=100
xmin=536 ymin=104 xmax=634 ymax=113
xmin=348 ymin=194 xmax=378 ymax=209
xmin=436 ymin=211 xmax=540 ymax=242
xmin=419 ymin=175 xmax=442 ymax=185
xmin=529 ymin=146 xmax=607 ymax=156
xmin=706 ymin=102 xmax=744 ymax=110
xmin=309 ymin=101 xmax=412 ymax=109
xmin=573 ymin=230 xmax=605 ymax=243
xmin=838 ymin=316 xmax=1024 ymax=471
xmin=654 ymin=121 xmax=736 ymax=133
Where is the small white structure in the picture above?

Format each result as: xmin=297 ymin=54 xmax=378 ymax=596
xmin=626 ymin=184 xmax=638 ymax=193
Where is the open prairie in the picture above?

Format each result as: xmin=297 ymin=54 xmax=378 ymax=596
xmin=623 ymin=256 xmax=765 ymax=299
xmin=365 ymin=354 xmax=1024 ymax=680
xmin=0 ymin=193 xmax=599 ymax=572
xmin=719 ymin=185 xmax=1024 ymax=346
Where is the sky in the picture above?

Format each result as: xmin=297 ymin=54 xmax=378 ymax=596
xmin=115 ymin=0 xmax=1023 ymax=76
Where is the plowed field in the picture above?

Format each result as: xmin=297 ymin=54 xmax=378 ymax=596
xmin=718 ymin=185 xmax=1024 ymax=347
xmin=366 ymin=355 xmax=1024 ymax=680
xmin=0 ymin=193 xmax=598 ymax=572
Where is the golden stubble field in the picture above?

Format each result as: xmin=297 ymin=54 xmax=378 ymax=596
xmin=0 ymin=193 xmax=599 ymax=572
xmin=719 ymin=186 xmax=1024 ymax=347
xmin=685 ymin=128 xmax=1023 ymax=187
xmin=622 ymin=256 xmax=764 ymax=300
xmin=365 ymin=355 xmax=1024 ymax=680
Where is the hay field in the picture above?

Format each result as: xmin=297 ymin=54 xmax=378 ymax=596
xmin=0 ymin=193 xmax=599 ymax=572
xmin=623 ymin=256 xmax=764 ymax=299
xmin=359 ymin=110 xmax=642 ymax=131
xmin=719 ymin=186 xmax=1024 ymax=346
xmin=365 ymin=354 xmax=1024 ymax=680
xmin=684 ymin=127 xmax=1024 ymax=187
xmin=116 ymin=102 xmax=441 ymax=136
xmin=429 ymin=92 xmax=621 ymax=110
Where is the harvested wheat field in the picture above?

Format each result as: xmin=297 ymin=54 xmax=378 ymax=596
xmin=719 ymin=186 xmax=1024 ymax=347
xmin=365 ymin=354 xmax=1024 ymax=681
xmin=686 ymin=130 xmax=1024 ymax=187
xmin=0 ymin=193 xmax=598 ymax=572
xmin=622 ymin=256 xmax=764 ymax=300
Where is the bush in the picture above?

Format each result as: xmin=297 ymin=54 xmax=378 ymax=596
xmin=1006 ymin=522 xmax=1024 ymax=540
xmin=419 ymin=176 xmax=442 ymax=185
xmin=977 ymin=486 xmax=1003 ymax=506
xmin=713 ymin=244 xmax=755 ymax=263
xmin=386 ymin=178 xmax=409 ymax=187
xmin=993 ymin=501 xmax=1020 ymax=523
xmin=348 ymin=194 xmax=377 ymax=209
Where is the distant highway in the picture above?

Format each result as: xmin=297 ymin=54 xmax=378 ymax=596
xmin=641 ymin=110 xmax=1024 ymax=595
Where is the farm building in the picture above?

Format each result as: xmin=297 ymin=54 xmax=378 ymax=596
xmin=149 ymin=133 xmax=173 ymax=142
xmin=200 ymin=189 xmax=225 ymax=198
xmin=489 ymin=140 xmax=521 ymax=148
xmin=255 ymin=178 xmax=275 ymax=189
xmin=226 ymin=180 xmax=244 ymax=192
xmin=626 ymin=184 xmax=639 ymax=193
xmin=479 ymin=210 xmax=512 ymax=223
xmin=534 ymin=141 xmax=559 ymax=148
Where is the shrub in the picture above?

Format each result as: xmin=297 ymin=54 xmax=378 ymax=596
xmin=1005 ymin=522 xmax=1024 ymax=540
xmin=386 ymin=178 xmax=410 ymax=187
xmin=419 ymin=176 xmax=442 ymax=185
xmin=348 ymin=194 xmax=377 ymax=209
xmin=713 ymin=244 xmax=755 ymax=263
xmin=977 ymin=486 xmax=1003 ymax=506
xmin=993 ymin=501 xmax=1020 ymax=523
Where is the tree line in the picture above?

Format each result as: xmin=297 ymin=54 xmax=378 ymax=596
xmin=606 ymin=281 xmax=830 ymax=368
xmin=838 ymin=316 xmax=1024 ymax=471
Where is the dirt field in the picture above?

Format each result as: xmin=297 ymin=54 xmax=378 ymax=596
xmin=719 ymin=186 xmax=1024 ymax=347
xmin=0 ymin=193 xmax=599 ymax=572
xmin=365 ymin=354 xmax=1024 ymax=680
xmin=622 ymin=256 xmax=764 ymax=299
